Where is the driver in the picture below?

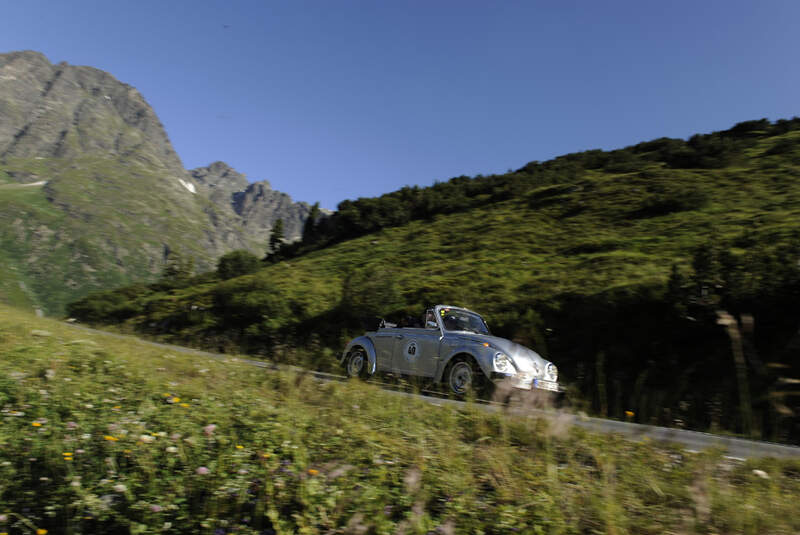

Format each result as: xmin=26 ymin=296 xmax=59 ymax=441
xmin=443 ymin=315 xmax=460 ymax=331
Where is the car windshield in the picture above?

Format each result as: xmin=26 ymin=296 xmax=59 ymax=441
xmin=439 ymin=308 xmax=490 ymax=335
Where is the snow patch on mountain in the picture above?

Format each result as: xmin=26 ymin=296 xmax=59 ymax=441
xmin=178 ymin=178 xmax=196 ymax=194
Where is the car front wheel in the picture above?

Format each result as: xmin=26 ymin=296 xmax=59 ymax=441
xmin=445 ymin=357 xmax=484 ymax=396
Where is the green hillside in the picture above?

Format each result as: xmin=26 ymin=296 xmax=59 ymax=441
xmin=0 ymin=155 xmax=258 ymax=315
xmin=68 ymin=118 xmax=800 ymax=442
xmin=2 ymin=304 xmax=799 ymax=534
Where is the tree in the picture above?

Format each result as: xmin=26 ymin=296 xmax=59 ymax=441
xmin=302 ymin=203 xmax=321 ymax=244
xmin=266 ymin=219 xmax=285 ymax=260
xmin=160 ymin=251 xmax=194 ymax=288
xmin=217 ymin=250 xmax=261 ymax=280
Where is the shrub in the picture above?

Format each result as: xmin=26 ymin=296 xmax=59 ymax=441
xmin=216 ymin=250 xmax=261 ymax=280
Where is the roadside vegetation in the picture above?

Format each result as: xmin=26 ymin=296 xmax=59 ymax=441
xmin=1 ymin=304 xmax=799 ymax=534
xmin=67 ymin=118 xmax=800 ymax=444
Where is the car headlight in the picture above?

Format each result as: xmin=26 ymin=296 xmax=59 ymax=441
xmin=546 ymin=362 xmax=558 ymax=382
xmin=493 ymin=352 xmax=514 ymax=373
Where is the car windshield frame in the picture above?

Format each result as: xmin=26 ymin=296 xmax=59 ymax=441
xmin=436 ymin=306 xmax=491 ymax=335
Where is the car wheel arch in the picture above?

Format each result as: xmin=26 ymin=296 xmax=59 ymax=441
xmin=341 ymin=336 xmax=377 ymax=376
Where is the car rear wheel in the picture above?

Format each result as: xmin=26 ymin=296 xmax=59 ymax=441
xmin=345 ymin=347 xmax=369 ymax=379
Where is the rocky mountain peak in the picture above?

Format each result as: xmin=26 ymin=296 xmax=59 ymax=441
xmin=0 ymin=50 xmax=184 ymax=177
xmin=0 ymin=50 xmax=318 ymax=314
xmin=190 ymin=161 xmax=250 ymax=190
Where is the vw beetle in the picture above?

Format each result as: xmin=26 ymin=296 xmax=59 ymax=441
xmin=342 ymin=305 xmax=559 ymax=396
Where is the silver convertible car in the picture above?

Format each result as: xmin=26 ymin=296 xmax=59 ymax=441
xmin=341 ymin=305 xmax=559 ymax=396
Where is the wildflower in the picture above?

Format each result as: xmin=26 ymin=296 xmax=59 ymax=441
xmin=752 ymin=469 xmax=770 ymax=480
xmin=180 ymin=403 xmax=189 ymax=408
xmin=139 ymin=435 xmax=155 ymax=444
xmin=76 ymin=449 xmax=85 ymax=454
xmin=307 ymin=469 xmax=319 ymax=476
xmin=63 ymin=452 xmax=73 ymax=456
xmin=196 ymin=466 xmax=210 ymax=475
xmin=166 ymin=446 xmax=178 ymax=453
xmin=150 ymin=504 xmax=163 ymax=513
xmin=170 ymin=397 xmax=180 ymax=404
xmin=203 ymin=424 xmax=217 ymax=436
xmin=113 ymin=484 xmax=127 ymax=493
xmin=103 ymin=435 xmax=118 ymax=442
xmin=32 ymin=422 xmax=42 ymax=427
xmin=624 ymin=410 xmax=635 ymax=418
xmin=0 ymin=514 xmax=6 ymax=521
xmin=37 ymin=530 xmax=48 ymax=535
xmin=261 ymin=453 xmax=271 ymax=459
xmin=236 ymin=445 xmax=244 ymax=450
xmin=66 ymin=421 xmax=78 ymax=429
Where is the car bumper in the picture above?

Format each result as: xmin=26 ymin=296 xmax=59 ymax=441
xmin=490 ymin=372 xmax=562 ymax=392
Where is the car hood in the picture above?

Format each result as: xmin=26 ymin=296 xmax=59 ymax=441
xmin=452 ymin=333 xmax=548 ymax=373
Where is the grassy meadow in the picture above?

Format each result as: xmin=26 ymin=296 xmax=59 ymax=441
xmin=1 ymin=304 xmax=800 ymax=534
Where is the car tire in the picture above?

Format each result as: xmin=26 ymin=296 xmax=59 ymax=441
xmin=345 ymin=347 xmax=370 ymax=379
xmin=444 ymin=356 xmax=486 ymax=397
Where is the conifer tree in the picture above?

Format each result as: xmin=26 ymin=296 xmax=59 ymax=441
xmin=268 ymin=219 xmax=285 ymax=257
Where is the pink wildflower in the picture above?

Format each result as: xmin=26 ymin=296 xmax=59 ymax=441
xmin=196 ymin=466 xmax=210 ymax=475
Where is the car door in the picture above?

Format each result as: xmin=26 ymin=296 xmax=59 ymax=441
xmin=372 ymin=329 xmax=401 ymax=372
xmin=392 ymin=327 xmax=442 ymax=378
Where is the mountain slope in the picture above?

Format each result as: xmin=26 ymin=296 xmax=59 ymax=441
xmin=69 ymin=118 xmax=800 ymax=442
xmin=0 ymin=51 xmax=313 ymax=314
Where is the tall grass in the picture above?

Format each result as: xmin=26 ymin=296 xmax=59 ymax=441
xmin=1 ymin=305 xmax=799 ymax=534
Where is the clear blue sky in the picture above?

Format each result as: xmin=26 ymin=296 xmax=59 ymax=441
xmin=2 ymin=1 xmax=798 ymax=209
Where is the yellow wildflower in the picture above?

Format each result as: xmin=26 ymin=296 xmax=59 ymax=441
xmin=37 ymin=530 xmax=48 ymax=535
xmin=171 ymin=397 xmax=180 ymax=403
xmin=625 ymin=410 xmax=635 ymax=418
xmin=103 ymin=435 xmax=118 ymax=442
xmin=32 ymin=422 xmax=42 ymax=427
xmin=62 ymin=452 xmax=73 ymax=456
xmin=180 ymin=403 xmax=189 ymax=408
xmin=307 ymin=469 xmax=319 ymax=476
xmin=236 ymin=445 xmax=243 ymax=450
xmin=113 ymin=406 xmax=121 ymax=409
xmin=261 ymin=453 xmax=271 ymax=459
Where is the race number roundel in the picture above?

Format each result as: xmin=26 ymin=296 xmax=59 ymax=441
xmin=404 ymin=339 xmax=418 ymax=361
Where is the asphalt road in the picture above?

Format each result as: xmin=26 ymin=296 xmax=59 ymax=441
xmin=65 ymin=323 xmax=800 ymax=459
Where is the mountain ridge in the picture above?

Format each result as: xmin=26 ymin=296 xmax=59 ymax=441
xmin=0 ymin=50 xmax=314 ymax=314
